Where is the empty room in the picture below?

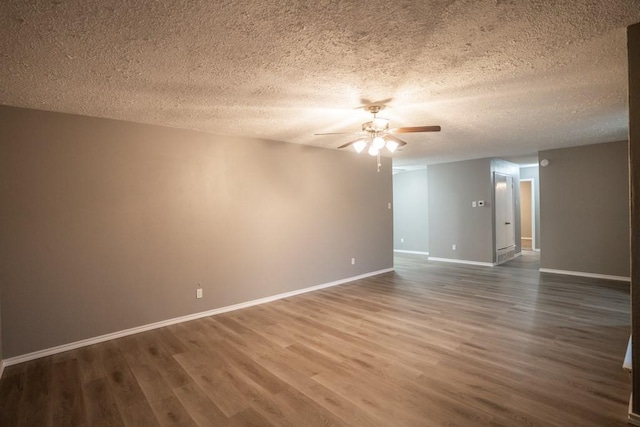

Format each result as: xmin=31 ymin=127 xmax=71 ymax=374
xmin=2 ymin=1 xmax=640 ymax=426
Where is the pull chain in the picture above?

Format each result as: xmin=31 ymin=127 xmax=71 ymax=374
xmin=377 ymin=152 xmax=381 ymax=172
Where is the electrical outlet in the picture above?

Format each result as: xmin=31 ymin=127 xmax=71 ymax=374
xmin=400 ymin=238 xmax=404 ymax=243
xmin=388 ymin=202 xmax=392 ymax=209
xmin=452 ymin=244 xmax=456 ymax=250
xmin=196 ymin=286 xmax=203 ymax=299
xmin=351 ymin=258 xmax=356 ymax=265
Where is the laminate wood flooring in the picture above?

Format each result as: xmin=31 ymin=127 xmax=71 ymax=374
xmin=0 ymin=252 xmax=631 ymax=426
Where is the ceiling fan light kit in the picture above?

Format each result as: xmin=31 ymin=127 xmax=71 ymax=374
xmin=315 ymin=105 xmax=441 ymax=171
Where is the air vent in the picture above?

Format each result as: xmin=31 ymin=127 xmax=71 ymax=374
xmin=496 ymin=246 xmax=516 ymax=265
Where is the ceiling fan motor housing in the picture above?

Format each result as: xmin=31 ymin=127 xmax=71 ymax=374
xmin=362 ymin=117 xmax=390 ymax=133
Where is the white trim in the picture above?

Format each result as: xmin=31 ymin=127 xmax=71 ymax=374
xmin=539 ymin=268 xmax=630 ymax=282
xmin=428 ymin=257 xmax=496 ymax=267
xmin=394 ymin=250 xmax=429 ymax=255
xmin=0 ymin=360 xmax=4 ymax=380
xmin=521 ymin=237 xmax=532 ymax=240
xmin=3 ymin=268 xmax=394 ymax=366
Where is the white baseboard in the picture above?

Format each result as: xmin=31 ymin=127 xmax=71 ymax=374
xmin=3 ymin=267 xmax=394 ymax=367
xmin=394 ymin=250 xmax=429 ymax=255
xmin=539 ymin=268 xmax=630 ymax=282
xmin=427 ymin=257 xmax=496 ymax=267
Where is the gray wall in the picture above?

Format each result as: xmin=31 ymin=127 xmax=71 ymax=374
xmin=392 ymin=169 xmax=429 ymax=253
xmin=539 ymin=141 xmax=630 ymax=277
xmin=428 ymin=158 xmax=494 ymax=263
xmin=0 ymin=105 xmax=393 ymax=358
xmin=520 ymin=166 xmax=541 ymax=250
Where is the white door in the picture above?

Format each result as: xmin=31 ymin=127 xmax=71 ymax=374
xmin=495 ymin=173 xmax=515 ymax=250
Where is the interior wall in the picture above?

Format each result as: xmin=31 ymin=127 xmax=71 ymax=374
xmin=539 ymin=140 xmax=630 ymax=277
xmin=392 ymin=169 xmax=429 ymax=253
xmin=0 ymin=105 xmax=394 ymax=359
xmin=520 ymin=166 xmax=541 ymax=249
xmin=520 ymin=181 xmax=532 ymax=239
xmin=428 ymin=158 xmax=494 ymax=263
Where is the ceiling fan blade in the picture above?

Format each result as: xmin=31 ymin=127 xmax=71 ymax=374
xmin=383 ymin=134 xmax=408 ymax=146
xmin=356 ymin=98 xmax=394 ymax=109
xmin=314 ymin=131 xmax=359 ymax=136
xmin=389 ymin=125 xmax=441 ymax=134
xmin=337 ymin=138 xmax=364 ymax=149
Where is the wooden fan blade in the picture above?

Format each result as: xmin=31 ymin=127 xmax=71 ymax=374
xmin=389 ymin=126 xmax=441 ymax=133
xmin=383 ymin=134 xmax=408 ymax=146
xmin=337 ymin=138 xmax=364 ymax=149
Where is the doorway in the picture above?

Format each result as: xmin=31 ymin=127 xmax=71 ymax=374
xmin=520 ymin=179 xmax=534 ymax=251
xmin=494 ymin=172 xmax=516 ymax=264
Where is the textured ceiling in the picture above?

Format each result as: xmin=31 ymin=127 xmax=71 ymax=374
xmin=1 ymin=1 xmax=640 ymax=167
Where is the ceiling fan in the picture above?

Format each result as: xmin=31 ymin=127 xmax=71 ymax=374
xmin=315 ymin=105 xmax=441 ymax=170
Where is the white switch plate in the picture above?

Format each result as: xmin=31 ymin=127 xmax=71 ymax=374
xmin=400 ymin=238 xmax=404 ymax=243
xmin=351 ymin=258 xmax=356 ymax=265
xmin=452 ymin=244 xmax=456 ymax=250
xmin=472 ymin=201 xmax=477 ymax=208
xmin=388 ymin=202 xmax=392 ymax=209
xmin=196 ymin=288 xmax=203 ymax=299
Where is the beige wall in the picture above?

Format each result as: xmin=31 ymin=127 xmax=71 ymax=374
xmin=539 ymin=140 xmax=630 ymax=277
xmin=520 ymin=181 xmax=532 ymax=239
xmin=520 ymin=166 xmax=541 ymax=249
xmin=0 ymin=106 xmax=393 ymax=358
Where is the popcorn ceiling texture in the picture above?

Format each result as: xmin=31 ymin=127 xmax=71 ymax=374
xmin=1 ymin=0 xmax=639 ymax=166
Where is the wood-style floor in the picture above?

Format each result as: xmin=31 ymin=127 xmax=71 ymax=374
xmin=0 ymin=252 xmax=631 ymax=426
